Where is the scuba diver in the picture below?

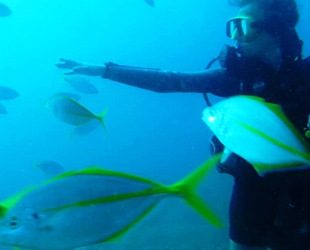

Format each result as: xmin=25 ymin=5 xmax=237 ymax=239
xmin=56 ymin=0 xmax=310 ymax=249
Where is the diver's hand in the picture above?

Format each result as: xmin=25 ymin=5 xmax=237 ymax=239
xmin=55 ymin=58 xmax=83 ymax=69
xmin=64 ymin=65 xmax=106 ymax=76
xmin=55 ymin=58 xmax=106 ymax=76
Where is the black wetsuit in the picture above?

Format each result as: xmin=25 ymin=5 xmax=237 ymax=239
xmin=102 ymin=48 xmax=310 ymax=250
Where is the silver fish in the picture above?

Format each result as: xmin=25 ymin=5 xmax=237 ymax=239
xmin=202 ymin=95 xmax=310 ymax=175
xmin=0 ymin=156 xmax=223 ymax=250
xmin=46 ymin=94 xmax=107 ymax=130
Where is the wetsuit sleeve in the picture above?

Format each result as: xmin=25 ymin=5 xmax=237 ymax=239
xmin=102 ymin=62 xmax=240 ymax=96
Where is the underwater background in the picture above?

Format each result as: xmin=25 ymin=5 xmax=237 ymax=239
xmin=0 ymin=0 xmax=310 ymax=249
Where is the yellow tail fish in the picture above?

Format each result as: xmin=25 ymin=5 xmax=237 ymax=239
xmin=0 ymin=156 xmax=222 ymax=250
xmin=202 ymin=95 xmax=310 ymax=175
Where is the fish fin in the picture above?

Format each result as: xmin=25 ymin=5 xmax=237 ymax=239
xmin=48 ymin=166 xmax=162 ymax=188
xmin=169 ymin=154 xmax=224 ymax=228
xmin=43 ymin=166 xmax=105 ymax=183
xmin=78 ymin=166 xmax=163 ymax=187
xmin=103 ymin=202 xmax=159 ymax=243
xmin=253 ymin=161 xmax=310 ymax=176
xmin=242 ymin=95 xmax=265 ymax=102
xmin=96 ymin=108 xmax=108 ymax=131
xmin=0 ymin=205 xmax=8 ymax=218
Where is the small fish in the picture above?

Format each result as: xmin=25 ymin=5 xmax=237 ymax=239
xmin=0 ymin=86 xmax=19 ymax=100
xmin=0 ymin=155 xmax=223 ymax=250
xmin=35 ymin=160 xmax=65 ymax=176
xmin=144 ymin=0 xmax=154 ymax=7
xmin=64 ymin=76 xmax=99 ymax=94
xmin=0 ymin=3 xmax=12 ymax=17
xmin=0 ymin=103 xmax=7 ymax=114
xmin=46 ymin=94 xmax=107 ymax=130
xmin=202 ymin=95 xmax=310 ymax=175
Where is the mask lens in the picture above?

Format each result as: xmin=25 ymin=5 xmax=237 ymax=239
xmin=226 ymin=17 xmax=258 ymax=42
xmin=227 ymin=19 xmax=239 ymax=38
xmin=240 ymin=19 xmax=247 ymax=36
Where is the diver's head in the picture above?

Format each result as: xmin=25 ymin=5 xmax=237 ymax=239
xmin=226 ymin=0 xmax=302 ymax=69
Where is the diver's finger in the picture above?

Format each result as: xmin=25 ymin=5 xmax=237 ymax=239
xmin=64 ymin=71 xmax=76 ymax=75
xmin=59 ymin=58 xmax=70 ymax=62
xmin=59 ymin=58 xmax=79 ymax=64
xmin=57 ymin=58 xmax=82 ymax=68
xmin=55 ymin=63 xmax=71 ymax=69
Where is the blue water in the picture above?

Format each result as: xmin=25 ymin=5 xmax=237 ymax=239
xmin=0 ymin=0 xmax=310 ymax=249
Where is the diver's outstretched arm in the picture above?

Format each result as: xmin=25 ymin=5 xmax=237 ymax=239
xmin=56 ymin=58 xmax=240 ymax=95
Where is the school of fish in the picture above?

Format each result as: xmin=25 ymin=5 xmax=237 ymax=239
xmin=2 ymin=1 xmax=310 ymax=250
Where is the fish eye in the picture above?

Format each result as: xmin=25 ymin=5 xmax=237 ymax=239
xmin=32 ymin=213 xmax=39 ymax=220
xmin=207 ymin=108 xmax=217 ymax=123
xmin=209 ymin=108 xmax=215 ymax=117
xmin=8 ymin=217 xmax=18 ymax=230
xmin=27 ymin=212 xmax=41 ymax=221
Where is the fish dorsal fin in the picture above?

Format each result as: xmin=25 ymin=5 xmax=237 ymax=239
xmin=43 ymin=166 xmax=103 ymax=183
xmin=253 ymin=161 xmax=310 ymax=176
xmin=46 ymin=166 xmax=162 ymax=188
xmin=76 ymin=166 xmax=103 ymax=174
xmin=62 ymin=95 xmax=97 ymax=118
xmin=240 ymin=95 xmax=265 ymax=102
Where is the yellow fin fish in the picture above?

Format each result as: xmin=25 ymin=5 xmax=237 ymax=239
xmin=202 ymin=95 xmax=310 ymax=175
xmin=0 ymin=155 xmax=222 ymax=250
xmin=46 ymin=94 xmax=107 ymax=131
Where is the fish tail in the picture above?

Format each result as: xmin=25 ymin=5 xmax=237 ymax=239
xmin=97 ymin=108 xmax=108 ymax=131
xmin=168 ymin=154 xmax=223 ymax=228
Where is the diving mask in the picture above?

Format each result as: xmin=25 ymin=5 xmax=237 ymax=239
xmin=226 ymin=16 xmax=261 ymax=42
